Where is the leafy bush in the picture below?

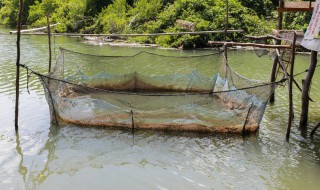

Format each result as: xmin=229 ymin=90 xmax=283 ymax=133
xmin=1 ymin=0 xmax=311 ymax=48
xmin=0 ymin=0 xmax=19 ymax=27
xmin=28 ymin=0 xmax=87 ymax=32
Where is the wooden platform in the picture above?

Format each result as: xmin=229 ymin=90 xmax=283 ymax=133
xmin=278 ymin=1 xmax=315 ymax=12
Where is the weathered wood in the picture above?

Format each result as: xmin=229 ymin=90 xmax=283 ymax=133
xmin=278 ymin=1 xmax=315 ymax=12
xmin=278 ymin=0 xmax=284 ymax=30
xmin=11 ymin=30 xmax=244 ymax=37
xmin=208 ymin=41 xmax=291 ymax=49
xmin=245 ymin=35 xmax=282 ymax=41
xmin=300 ymin=51 xmax=318 ymax=130
xmin=286 ymin=32 xmax=297 ymax=140
xmin=270 ymin=0 xmax=284 ymax=103
xmin=269 ymin=55 xmax=278 ymax=103
xmin=15 ymin=0 xmax=23 ymax=131
xmin=272 ymin=29 xmax=304 ymax=45
xmin=10 ymin=23 xmax=60 ymax=34
xmin=47 ymin=14 xmax=52 ymax=73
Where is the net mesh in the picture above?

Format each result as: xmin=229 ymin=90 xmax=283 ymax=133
xmin=38 ymin=48 xmax=278 ymax=133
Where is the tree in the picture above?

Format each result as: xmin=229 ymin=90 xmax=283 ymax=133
xmin=0 ymin=0 xmax=19 ymax=27
xmin=28 ymin=0 xmax=87 ymax=32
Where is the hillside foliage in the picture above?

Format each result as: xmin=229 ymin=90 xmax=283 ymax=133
xmin=0 ymin=0 xmax=312 ymax=48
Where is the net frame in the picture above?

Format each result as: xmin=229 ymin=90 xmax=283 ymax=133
xmin=34 ymin=47 xmax=283 ymax=134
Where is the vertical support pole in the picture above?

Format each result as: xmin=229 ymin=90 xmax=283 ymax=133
xmin=15 ymin=0 xmax=23 ymax=131
xmin=299 ymin=51 xmax=318 ymax=130
xmin=224 ymin=44 xmax=228 ymax=78
xmin=270 ymin=0 xmax=284 ymax=103
xmin=278 ymin=0 xmax=284 ymax=31
xmin=270 ymin=56 xmax=278 ymax=103
xmin=224 ymin=0 xmax=229 ymax=41
xmin=286 ymin=31 xmax=297 ymax=140
xmin=47 ymin=14 xmax=52 ymax=73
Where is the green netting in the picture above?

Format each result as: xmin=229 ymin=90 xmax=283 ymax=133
xmin=39 ymin=48 xmax=279 ymax=133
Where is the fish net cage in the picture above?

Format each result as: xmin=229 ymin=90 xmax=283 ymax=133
xmin=38 ymin=47 xmax=280 ymax=133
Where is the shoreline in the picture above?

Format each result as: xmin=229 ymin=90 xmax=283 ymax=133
xmin=82 ymin=37 xmax=311 ymax=55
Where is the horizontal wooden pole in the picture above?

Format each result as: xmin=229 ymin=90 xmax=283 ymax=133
xmin=278 ymin=1 xmax=315 ymax=12
xmin=10 ymin=23 xmax=60 ymax=34
xmin=245 ymin=35 xmax=282 ymax=41
xmin=278 ymin=7 xmax=313 ymax=12
xmin=9 ymin=30 xmax=243 ymax=37
xmin=208 ymin=41 xmax=291 ymax=49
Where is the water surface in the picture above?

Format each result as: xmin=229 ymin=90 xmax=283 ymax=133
xmin=1 ymin=28 xmax=320 ymax=190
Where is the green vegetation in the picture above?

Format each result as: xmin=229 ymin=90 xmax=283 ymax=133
xmin=0 ymin=0 xmax=313 ymax=48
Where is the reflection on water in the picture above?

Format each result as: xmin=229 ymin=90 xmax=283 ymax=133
xmin=1 ymin=28 xmax=320 ymax=189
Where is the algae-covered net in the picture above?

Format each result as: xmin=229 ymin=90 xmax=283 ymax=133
xmin=38 ymin=48 xmax=280 ymax=133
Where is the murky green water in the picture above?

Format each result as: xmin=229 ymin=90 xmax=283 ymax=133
xmin=1 ymin=28 xmax=320 ymax=190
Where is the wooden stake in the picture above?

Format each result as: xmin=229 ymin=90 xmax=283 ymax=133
xmin=278 ymin=0 xmax=284 ymax=30
xmin=47 ymin=14 xmax=52 ymax=73
xmin=270 ymin=0 xmax=284 ymax=103
xmin=224 ymin=0 xmax=229 ymax=41
xmin=286 ymin=32 xmax=297 ymax=140
xmin=310 ymin=122 xmax=320 ymax=137
xmin=269 ymin=56 xmax=278 ymax=103
xmin=300 ymin=51 xmax=318 ymax=130
xmin=15 ymin=0 xmax=23 ymax=131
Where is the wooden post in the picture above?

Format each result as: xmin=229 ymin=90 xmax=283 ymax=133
xmin=47 ymin=14 xmax=52 ymax=73
xmin=310 ymin=122 xmax=320 ymax=137
xmin=270 ymin=0 xmax=284 ymax=103
xmin=278 ymin=0 xmax=284 ymax=30
xmin=15 ymin=0 xmax=23 ymax=131
xmin=286 ymin=32 xmax=297 ymax=140
xmin=299 ymin=51 xmax=318 ymax=130
xmin=224 ymin=0 xmax=229 ymax=41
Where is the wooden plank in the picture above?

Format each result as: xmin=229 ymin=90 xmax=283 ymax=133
xmin=10 ymin=30 xmax=243 ymax=37
xmin=278 ymin=1 xmax=315 ymax=12
xmin=208 ymin=41 xmax=291 ymax=49
xmin=271 ymin=29 xmax=304 ymax=45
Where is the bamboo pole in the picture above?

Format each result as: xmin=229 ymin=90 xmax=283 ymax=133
xmin=15 ymin=0 xmax=23 ymax=131
xmin=299 ymin=51 xmax=318 ymax=130
xmin=10 ymin=30 xmax=244 ymax=37
xmin=47 ymin=14 xmax=52 ymax=73
xmin=286 ymin=31 xmax=297 ymax=140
